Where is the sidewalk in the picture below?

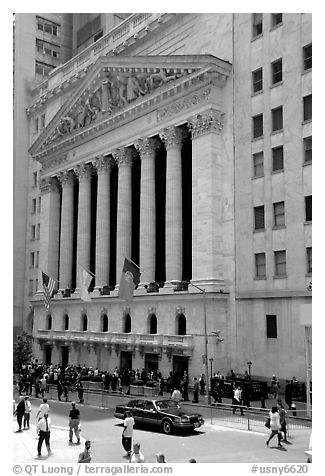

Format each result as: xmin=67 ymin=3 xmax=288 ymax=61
xmin=13 ymin=420 xmax=86 ymax=463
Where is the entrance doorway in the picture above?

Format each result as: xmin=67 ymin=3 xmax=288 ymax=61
xmin=61 ymin=346 xmax=69 ymax=367
xmin=45 ymin=345 xmax=52 ymax=365
xmin=173 ymin=356 xmax=189 ymax=379
xmin=120 ymin=351 xmax=132 ymax=372
xmin=145 ymin=353 xmax=159 ymax=374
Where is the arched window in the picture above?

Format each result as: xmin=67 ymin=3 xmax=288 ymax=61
xmin=149 ymin=314 xmax=157 ymax=334
xmin=82 ymin=314 xmax=88 ymax=331
xmin=124 ymin=313 xmax=131 ymax=333
xmin=64 ymin=314 xmax=69 ymax=331
xmin=102 ymin=314 xmax=108 ymax=332
xmin=177 ymin=313 xmax=186 ymax=335
xmin=46 ymin=314 xmax=52 ymax=330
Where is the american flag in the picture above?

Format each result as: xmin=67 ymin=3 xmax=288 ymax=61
xmin=42 ymin=272 xmax=57 ymax=310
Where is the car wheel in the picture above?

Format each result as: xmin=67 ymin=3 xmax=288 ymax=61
xmin=162 ymin=419 xmax=173 ymax=434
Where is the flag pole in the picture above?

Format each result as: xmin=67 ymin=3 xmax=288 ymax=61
xmin=126 ymin=257 xmax=162 ymax=288
xmin=78 ymin=262 xmax=96 ymax=278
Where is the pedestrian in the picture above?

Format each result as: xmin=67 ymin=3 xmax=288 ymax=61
xmin=69 ymin=402 xmax=80 ymax=444
xmin=232 ymin=385 xmax=244 ymax=415
xmin=122 ymin=411 xmax=134 ymax=456
xmin=192 ymin=377 xmax=199 ymax=403
xmin=271 ymin=375 xmax=279 ymax=399
xmin=78 ymin=440 xmax=92 ymax=463
xmin=277 ymin=399 xmax=288 ymax=442
xmin=156 ymin=452 xmax=166 ymax=463
xmin=199 ymin=374 xmax=206 ymax=395
xmin=158 ymin=376 xmax=164 ymax=396
xmin=171 ymin=386 xmax=183 ymax=403
xmin=36 ymin=398 xmax=50 ymax=421
xmin=40 ymin=375 xmax=47 ymax=398
xmin=130 ymin=442 xmax=145 ymax=463
xmin=37 ymin=413 xmax=52 ymax=457
xmin=23 ymin=396 xmax=32 ymax=429
xmin=15 ymin=396 xmax=25 ymax=431
xmin=63 ymin=378 xmax=69 ymax=402
xmin=76 ymin=380 xmax=84 ymax=404
xmin=57 ymin=380 xmax=63 ymax=401
xmin=285 ymin=380 xmax=293 ymax=410
xmin=266 ymin=406 xmax=282 ymax=447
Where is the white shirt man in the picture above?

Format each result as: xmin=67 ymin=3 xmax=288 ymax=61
xmin=36 ymin=398 xmax=50 ymax=420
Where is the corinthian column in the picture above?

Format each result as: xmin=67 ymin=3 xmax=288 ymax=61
xmin=57 ymin=171 xmax=75 ymax=291
xmin=135 ymin=138 xmax=158 ymax=287
xmin=188 ymin=109 xmax=225 ymax=288
xmin=159 ymin=126 xmax=184 ymax=285
xmin=93 ymin=155 xmax=111 ymax=290
xmin=113 ymin=147 xmax=133 ymax=285
xmin=74 ymin=163 xmax=93 ymax=288
xmin=38 ymin=177 xmax=61 ymax=289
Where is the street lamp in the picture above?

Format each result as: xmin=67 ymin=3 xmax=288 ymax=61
xmin=247 ymin=361 xmax=252 ymax=379
xmin=209 ymin=358 xmax=214 ymax=390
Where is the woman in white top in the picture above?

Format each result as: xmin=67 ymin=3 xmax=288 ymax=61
xmin=266 ymin=406 xmax=282 ymax=447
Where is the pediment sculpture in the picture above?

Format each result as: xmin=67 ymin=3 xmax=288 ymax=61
xmin=49 ymin=68 xmax=186 ymax=143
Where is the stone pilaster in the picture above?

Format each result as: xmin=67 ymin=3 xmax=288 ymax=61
xmin=112 ymin=147 xmax=133 ymax=285
xmin=135 ymin=138 xmax=159 ymax=287
xmin=57 ymin=171 xmax=75 ymax=291
xmin=92 ymin=155 xmax=111 ymax=290
xmin=38 ymin=177 xmax=61 ymax=290
xmin=188 ymin=109 xmax=225 ymax=288
xmin=159 ymin=126 xmax=184 ymax=285
xmin=74 ymin=163 xmax=93 ymax=288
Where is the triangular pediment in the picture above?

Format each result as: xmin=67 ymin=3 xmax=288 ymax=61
xmin=30 ymin=55 xmax=231 ymax=160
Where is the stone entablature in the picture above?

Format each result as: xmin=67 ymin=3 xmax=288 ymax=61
xmin=29 ymin=55 xmax=231 ymax=168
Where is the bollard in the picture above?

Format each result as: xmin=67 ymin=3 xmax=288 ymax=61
xmin=291 ymin=403 xmax=297 ymax=416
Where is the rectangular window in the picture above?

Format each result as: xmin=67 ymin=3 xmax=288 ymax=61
xmin=271 ymin=13 xmax=283 ymax=26
xmin=35 ymin=279 xmax=38 ymax=293
xmin=273 ymin=201 xmax=285 ymax=227
xmin=271 ymin=58 xmax=282 ymax=85
xmin=303 ymin=94 xmax=312 ymax=121
xmin=253 ymin=114 xmax=263 ymax=138
xmin=37 ymin=224 xmax=40 ymax=240
xmin=38 ymin=196 xmax=42 ymax=213
xmin=274 ymin=250 xmax=286 ymax=276
xmin=254 ymin=205 xmax=265 ymax=230
xmin=29 ymin=280 xmax=34 ymax=296
xmin=266 ymin=314 xmax=277 ymax=338
xmin=252 ymin=13 xmax=263 ymax=37
xmin=31 ymin=225 xmax=36 ymax=241
xmin=41 ymin=114 xmax=45 ymax=129
xmin=304 ymin=137 xmax=312 ymax=164
xmin=30 ymin=252 xmax=35 ymax=268
xmin=252 ymin=68 xmax=263 ymax=93
xmin=272 ymin=106 xmax=283 ymax=132
xmin=32 ymin=198 xmax=37 ymax=214
xmin=306 ymin=247 xmax=312 ymax=274
xmin=272 ymin=145 xmax=284 ymax=171
xmin=305 ymin=195 xmax=312 ymax=222
xmin=36 ymin=251 xmax=39 ymax=268
xmin=253 ymin=151 xmax=264 ymax=177
xmin=303 ymin=43 xmax=312 ymax=70
xmin=33 ymin=172 xmax=37 ymax=187
xmin=255 ymin=253 xmax=266 ymax=277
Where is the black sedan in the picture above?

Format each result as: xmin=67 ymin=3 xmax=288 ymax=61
xmin=114 ymin=398 xmax=204 ymax=434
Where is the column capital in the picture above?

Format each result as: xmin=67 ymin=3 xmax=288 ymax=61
xmin=134 ymin=137 xmax=160 ymax=160
xmin=74 ymin=163 xmax=93 ymax=181
xmin=188 ymin=108 xmax=224 ymax=139
xmin=112 ymin=147 xmax=134 ymax=167
xmin=92 ymin=155 xmax=112 ymax=174
xmin=57 ymin=170 xmax=75 ymax=187
xmin=159 ymin=126 xmax=185 ymax=150
xmin=39 ymin=177 xmax=60 ymax=194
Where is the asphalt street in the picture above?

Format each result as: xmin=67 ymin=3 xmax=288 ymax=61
xmin=15 ymin=396 xmax=311 ymax=463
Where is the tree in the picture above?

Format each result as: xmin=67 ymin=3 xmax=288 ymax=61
xmin=13 ymin=331 xmax=34 ymax=372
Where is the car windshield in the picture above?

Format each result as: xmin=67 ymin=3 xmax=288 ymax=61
xmin=156 ymin=400 xmax=180 ymax=410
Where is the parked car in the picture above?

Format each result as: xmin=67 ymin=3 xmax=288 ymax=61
xmin=114 ymin=398 xmax=204 ymax=434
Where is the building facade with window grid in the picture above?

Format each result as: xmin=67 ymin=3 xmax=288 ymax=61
xmin=14 ymin=13 xmax=312 ymax=382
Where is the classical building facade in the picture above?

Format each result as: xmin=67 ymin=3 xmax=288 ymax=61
xmin=14 ymin=13 xmax=312 ymax=382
